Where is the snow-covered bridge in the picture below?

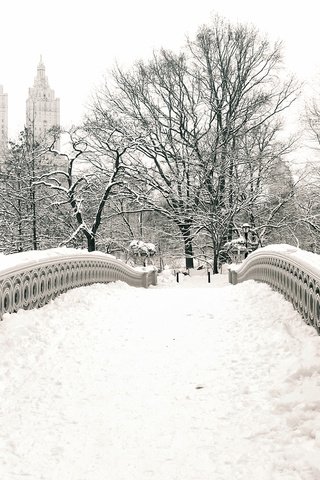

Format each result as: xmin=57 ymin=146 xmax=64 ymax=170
xmin=0 ymin=248 xmax=320 ymax=479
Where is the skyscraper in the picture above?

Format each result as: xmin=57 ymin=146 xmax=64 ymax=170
xmin=0 ymin=85 xmax=8 ymax=154
xmin=26 ymin=57 xmax=60 ymax=149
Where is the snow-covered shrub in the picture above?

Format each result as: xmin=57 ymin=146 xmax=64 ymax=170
xmin=222 ymin=237 xmax=247 ymax=264
xmin=129 ymin=240 xmax=156 ymax=265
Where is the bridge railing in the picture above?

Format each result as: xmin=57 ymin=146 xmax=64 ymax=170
xmin=0 ymin=249 xmax=157 ymax=320
xmin=228 ymin=245 xmax=320 ymax=334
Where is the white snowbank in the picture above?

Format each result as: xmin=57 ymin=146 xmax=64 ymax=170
xmin=259 ymin=243 xmax=320 ymax=268
xmin=0 ymin=274 xmax=319 ymax=479
xmin=263 ymin=244 xmax=320 ymax=273
xmin=0 ymin=247 xmax=117 ymax=273
xmin=231 ymin=244 xmax=320 ymax=278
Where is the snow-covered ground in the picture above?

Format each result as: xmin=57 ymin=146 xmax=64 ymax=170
xmin=0 ymin=271 xmax=320 ymax=479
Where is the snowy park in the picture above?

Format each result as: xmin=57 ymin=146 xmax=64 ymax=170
xmin=2 ymin=3 xmax=320 ymax=477
xmin=0 ymin=265 xmax=320 ymax=479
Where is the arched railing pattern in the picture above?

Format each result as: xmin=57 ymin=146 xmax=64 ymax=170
xmin=228 ymin=246 xmax=320 ymax=334
xmin=0 ymin=250 xmax=157 ymax=320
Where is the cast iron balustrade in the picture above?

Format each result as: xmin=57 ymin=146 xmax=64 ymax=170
xmin=228 ymin=245 xmax=320 ymax=334
xmin=0 ymin=250 xmax=157 ymax=320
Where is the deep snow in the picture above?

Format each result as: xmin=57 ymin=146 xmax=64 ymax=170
xmin=0 ymin=271 xmax=320 ymax=479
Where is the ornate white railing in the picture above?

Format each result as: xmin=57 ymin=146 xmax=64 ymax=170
xmin=228 ymin=245 xmax=320 ymax=334
xmin=0 ymin=249 xmax=157 ymax=320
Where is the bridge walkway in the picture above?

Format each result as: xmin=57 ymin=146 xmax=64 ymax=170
xmin=0 ymin=273 xmax=319 ymax=479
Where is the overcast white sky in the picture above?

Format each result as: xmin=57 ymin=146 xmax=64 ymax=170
xmin=1 ymin=0 xmax=320 ymax=139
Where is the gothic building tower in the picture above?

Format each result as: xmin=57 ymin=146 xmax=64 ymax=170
xmin=26 ymin=57 xmax=60 ymax=149
xmin=0 ymin=85 xmax=8 ymax=155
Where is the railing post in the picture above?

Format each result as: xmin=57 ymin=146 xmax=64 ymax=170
xmin=142 ymin=271 xmax=148 ymax=288
xmin=150 ymin=269 xmax=157 ymax=286
xmin=145 ymin=269 xmax=157 ymax=287
xmin=228 ymin=268 xmax=237 ymax=285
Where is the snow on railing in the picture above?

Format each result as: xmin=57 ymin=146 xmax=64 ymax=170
xmin=0 ymin=248 xmax=157 ymax=320
xmin=228 ymin=244 xmax=320 ymax=334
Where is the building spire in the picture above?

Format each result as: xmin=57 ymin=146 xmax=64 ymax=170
xmin=26 ymin=58 xmax=60 ymax=148
xmin=38 ymin=55 xmax=45 ymax=75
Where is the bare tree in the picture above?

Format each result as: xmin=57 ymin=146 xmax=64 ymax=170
xmin=291 ymin=92 xmax=320 ymax=250
xmin=36 ymin=127 xmax=137 ymax=251
xmin=0 ymin=127 xmax=69 ymax=252
xmin=89 ymin=16 xmax=299 ymax=270
xmin=91 ymin=49 xmax=206 ymax=268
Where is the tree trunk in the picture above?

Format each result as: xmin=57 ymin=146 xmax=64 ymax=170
xmin=87 ymin=235 xmax=96 ymax=252
xmin=213 ymin=251 xmax=219 ymax=274
xmin=179 ymin=222 xmax=194 ymax=269
xmin=17 ymin=196 xmax=23 ymax=252
xmin=32 ymin=199 xmax=37 ymax=250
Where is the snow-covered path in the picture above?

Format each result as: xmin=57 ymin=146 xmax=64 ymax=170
xmin=1 ymin=273 xmax=320 ymax=479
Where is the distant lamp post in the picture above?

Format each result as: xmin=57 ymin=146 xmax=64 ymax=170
xmin=242 ymin=223 xmax=251 ymax=258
